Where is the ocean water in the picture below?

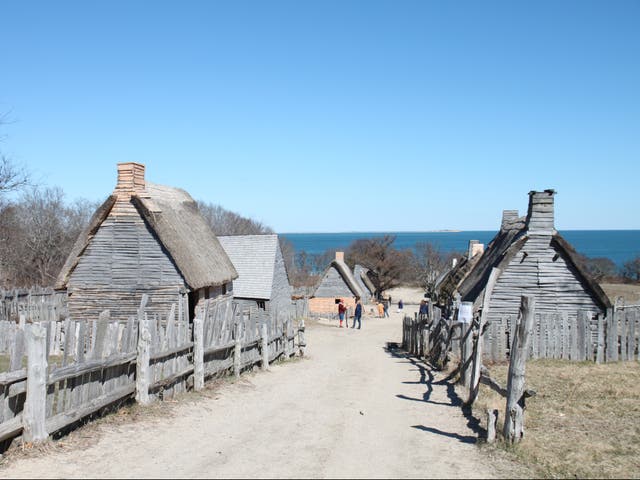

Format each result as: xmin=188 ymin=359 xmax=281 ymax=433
xmin=281 ymin=230 xmax=640 ymax=267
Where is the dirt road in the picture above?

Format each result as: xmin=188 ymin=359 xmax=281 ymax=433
xmin=1 ymin=307 xmax=515 ymax=478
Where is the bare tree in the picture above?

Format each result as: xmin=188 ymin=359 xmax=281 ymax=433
xmin=0 ymin=156 xmax=30 ymax=195
xmin=413 ymin=242 xmax=462 ymax=296
xmin=0 ymin=187 xmax=96 ymax=287
xmin=197 ymin=201 xmax=273 ymax=236
xmin=622 ymin=256 xmax=640 ymax=282
xmin=345 ymin=235 xmax=413 ymax=296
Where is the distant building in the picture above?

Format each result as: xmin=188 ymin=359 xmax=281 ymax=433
xmin=217 ymin=234 xmax=293 ymax=318
xmin=56 ymin=162 xmax=238 ymax=322
xmin=309 ymin=252 xmax=363 ymax=315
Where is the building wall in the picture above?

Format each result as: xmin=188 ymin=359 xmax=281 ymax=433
xmin=314 ymin=267 xmax=354 ymax=298
xmin=487 ymin=235 xmax=603 ymax=325
xmin=309 ymin=296 xmax=356 ymax=315
xmin=269 ymin=244 xmax=294 ymax=318
xmin=67 ymin=201 xmax=187 ymax=322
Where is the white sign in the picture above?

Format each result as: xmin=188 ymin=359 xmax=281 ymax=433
xmin=459 ymin=302 xmax=473 ymax=324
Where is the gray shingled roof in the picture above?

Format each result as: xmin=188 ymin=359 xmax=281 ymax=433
xmin=217 ymin=234 xmax=281 ymax=300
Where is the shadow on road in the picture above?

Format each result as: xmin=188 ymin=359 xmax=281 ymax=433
xmin=383 ymin=342 xmax=486 ymax=443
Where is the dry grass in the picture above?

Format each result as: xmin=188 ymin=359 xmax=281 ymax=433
xmin=601 ymin=282 xmax=640 ymax=305
xmin=474 ymin=359 xmax=640 ymax=478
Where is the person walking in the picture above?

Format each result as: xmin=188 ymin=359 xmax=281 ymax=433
xmin=352 ymin=297 xmax=363 ymax=329
xmin=338 ymin=299 xmax=347 ymax=328
xmin=419 ymin=299 xmax=428 ymax=317
xmin=383 ymin=299 xmax=390 ymax=318
xmin=377 ymin=301 xmax=384 ymax=318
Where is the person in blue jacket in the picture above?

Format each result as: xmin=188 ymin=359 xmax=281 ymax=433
xmin=352 ymin=297 xmax=363 ymax=329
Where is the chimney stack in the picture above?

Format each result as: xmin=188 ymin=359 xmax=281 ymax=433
xmin=501 ymin=210 xmax=519 ymax=230
xmin=526 ymin=189 xmax=556 ymax=235
xmin=115 ymin=162 xmax=146 ymax=198
xmin=335 ymin=251 xmax=345 ymax=262
xmin=467 ymin=240 xmax=483 ymax=260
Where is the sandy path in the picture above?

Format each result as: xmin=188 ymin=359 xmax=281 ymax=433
xmin=1 ymin=307 xmax=509 ymax=479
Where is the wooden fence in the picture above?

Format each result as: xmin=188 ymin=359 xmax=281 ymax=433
xmin=0 ymin=287 xmax=67 ymax=323
xmin=402 ymin=275 xmax=640 ymax=444
xmin=0 ymin=295 xmax=306 ymax=449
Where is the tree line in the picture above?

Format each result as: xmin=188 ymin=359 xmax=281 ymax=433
xmin=1 ymin=155 xmax=639 ymax=289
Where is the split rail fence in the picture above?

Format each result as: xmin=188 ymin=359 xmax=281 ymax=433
xmin=0 ymin=295 xmax=306 ymax=449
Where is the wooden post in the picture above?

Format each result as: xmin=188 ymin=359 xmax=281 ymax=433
xmin=461 ymin=321 xmax=473 ymax=392
xmin=261 ymin=321 xmax=269 ymax=371
xmin=193 ymin=317 xmax=204 ymax=391
xmin=486 ymin=409 xmax=498 ymax=443
xmin=135 ymin=295 xmax=151 ymax=405
xmin=503 ymin=295 xmax=535 ymax=444
xmin=23 ymin=323 xmax=48 ymax=443
xmin=596 ymin=313 xmax=605 ymax=364
xmin=467 ymin=268 xmax=501 ymax=405
xmin=234 ymin=321 xmax=241 ymax=378
xmin=298 ymin=318 xmax=306 ymax=357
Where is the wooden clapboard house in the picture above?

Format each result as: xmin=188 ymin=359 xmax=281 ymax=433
xmin=55 ymin=163 xmax=238 ymax=322
xmin=353 ymin=264 xmax=376 ymax=303
xmin=456 ymin=190 xmax=611 ymax=324
xmin=217 ymin=234 xmax=293 ymax=318
xmin=308 ymin=252 xmax=363 ymax=314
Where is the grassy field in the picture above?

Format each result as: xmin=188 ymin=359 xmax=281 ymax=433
xmin=473 ymin=359 xmax=640 ymax=478
xmin=600 ymin=282 xmax=640 ymax=305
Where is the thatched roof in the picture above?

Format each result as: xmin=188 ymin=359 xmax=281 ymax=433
xmin=312 ymin=258 xmax=364 ymax=299
xmin=355 ymin=264 xmax=376 ymax=296
xmin=56 ymin=183 xmax=237 ymax=290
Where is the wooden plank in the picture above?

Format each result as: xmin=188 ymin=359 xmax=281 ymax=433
xmin=9 ymin=327 xmax=24 ymax=372
xmin=620 ymin=311 xmax=628 ymax=361
xmin=503 ymin=295 xmax=535 ymax=444
xmin=23 ymin=323 xmax=48 ymax=443
xmin=627 ymin=311 xmax=636 ymax=361
xmin=0 ymin=414 xmax=23 ymax=443
xmin=135 ymin=295 xmax=151 ymax=405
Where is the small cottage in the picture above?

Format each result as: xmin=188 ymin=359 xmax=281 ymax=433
xmin=217 ymin=234 xmax=293 ymax=318
xmin=436 ymin=239 xmax=485 ymax=308
xmin=456 ymin=190 xmax=611 ymax=324
xmin=56 ymin=163 xmax=238 ymax=322
xmin=353 ymin=264 xmax=376 ymax=303
xmin=309 ymin=252 xmax=363 ymax=314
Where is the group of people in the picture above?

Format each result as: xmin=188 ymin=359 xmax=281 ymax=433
xmin=337 ymin=297 xmax=363 ymax=329
xmin=375 ymin=299 xmax=390 ymax=318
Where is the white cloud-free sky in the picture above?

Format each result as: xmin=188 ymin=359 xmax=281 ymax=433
xmin=1 ymin=0 xmax=639 ymax=232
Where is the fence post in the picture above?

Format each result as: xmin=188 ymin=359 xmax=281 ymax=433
xmin=23 ymin=323 xmax=48 ymax=444
xmin=468 ymin=268 xmax=501 ymax=405
xmin=503 ymin=295 xmax=535 ymax=444
xmin=135 ymin=295 xmax=151 ymax=405
xmin=596 ymin=313 xmax=605 ymax=364
xmin=261 ymin=321 xmax=269 ymax=371
xmin=486 ymin=409 xmax=498 ymax=443
xmin=234 ymin=320 xmax=241 ymax=378
xmin=193 ymin=317 xmax=204 ymax=391
xmin=298 ymin=318 xmax=306 ymax=357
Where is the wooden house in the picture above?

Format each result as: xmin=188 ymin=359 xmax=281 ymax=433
xmin=55 ymin=163 xmax=238 ymax=322
xmin=456 ymin=190 xmax=611 ymax=324
xmin=217 ymin=234 xmax=293 ymax=318
xmin=309 ymin=252 xmax=363 ymax=314
xmin=354 ymin=264 xmax=376 ymax=304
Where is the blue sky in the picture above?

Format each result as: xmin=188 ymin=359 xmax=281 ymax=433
xmin=1 ymin=1 xmax=638 ymax=232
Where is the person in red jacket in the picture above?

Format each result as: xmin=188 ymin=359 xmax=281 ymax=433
xmin=338 ymin=299 xmax=347 ymax=328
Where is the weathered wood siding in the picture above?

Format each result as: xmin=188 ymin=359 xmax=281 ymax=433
xmin=67 ymin=200 xmax=187 ymax=322
xmin=486 ymin=235 xmax=603 ymax=326
xmin=270 ymin=245 xmax=293 ymax=318
xmin=314 ymin=267 xmax=353 ymax=298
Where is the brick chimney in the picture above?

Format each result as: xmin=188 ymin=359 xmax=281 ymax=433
xmin=115 ymin=162 xmax=146 ymax=198
xmin=526 ymin=189 xmax=556 ymax=235
xmin=501 ymin=210 xmax=519 ymax=230
xmin=335 ymin=251 xmax=345 ymax=262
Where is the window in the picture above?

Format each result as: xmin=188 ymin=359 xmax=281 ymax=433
xmin=257 ymin=300 xmax=266 ymax=310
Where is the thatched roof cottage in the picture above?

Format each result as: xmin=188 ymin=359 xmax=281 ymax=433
xmin=56 ymin=163 xmax=238 ymax=322
xmin=354 ymin=264 xmax=376 ymax=303
xmin=217 ymin=234 xmax=293 ymax=318
xmin=309 ymin=252 xmax=363 ymax=314
xmin=436 ymin=239 xmax=485 ymax=307
xmin=456 ymin=190 xmax=611 ymax=323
